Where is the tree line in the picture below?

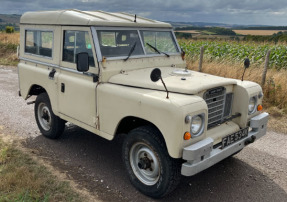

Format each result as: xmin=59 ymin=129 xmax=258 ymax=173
xmin=175 ymin=26 xmax=236 ymax=36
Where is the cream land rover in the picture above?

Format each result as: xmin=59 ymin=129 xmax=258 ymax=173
xmin=18 ymin=9 xmax=269 ymax=198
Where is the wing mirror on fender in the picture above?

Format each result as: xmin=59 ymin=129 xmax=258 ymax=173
xmin=150 ymin=68 xmax=169 ymax=99
xmin=241 ymin=58 xmax=250 ymax=81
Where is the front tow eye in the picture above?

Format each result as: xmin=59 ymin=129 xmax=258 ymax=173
xmin=138 ymin=157 xmax=152 ymax=170
xmin=245 ymin=135 xmax=256 ymax=146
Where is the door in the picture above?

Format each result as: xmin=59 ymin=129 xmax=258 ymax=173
xmin=58 ymin=26 xmax=99 ymax=128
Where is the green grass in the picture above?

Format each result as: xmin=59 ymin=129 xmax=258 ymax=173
xmin=0 ymin=41 xmax=18 ymax=66
xmin=0 ymin=139 xmax=81 ymax=201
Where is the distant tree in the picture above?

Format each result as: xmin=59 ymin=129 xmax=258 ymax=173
xmin=5 ymin=26 xmax=14 ymax=33
xmin=175 ymin=32 xmax=192 ymax=39
xmin=208 ymin=27 xmax=236 ymax=35
xmin=175 ymin=26 xmax=236 ymax=36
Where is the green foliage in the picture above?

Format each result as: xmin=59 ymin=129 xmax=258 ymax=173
xmin=0 ymin=41 xmax=18 ymax=51
xmin=176 ymin=26 xmax=205 ymax=31
xmin=5 ymin=26 xmax=14 ymax=33
xmin=175 ymin=32 xmax=192 ymax=39
xmin=179 ymin=40 xmax=287 ymax=69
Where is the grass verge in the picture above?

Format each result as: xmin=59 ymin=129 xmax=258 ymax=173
xmin=0 ymin=32 xmax=19 ymax=66
xmin=0 ymin=138 xmax=81 ymax=201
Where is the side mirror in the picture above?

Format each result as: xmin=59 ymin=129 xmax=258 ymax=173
xmin=76 ymin=52 xmax=89 ymax=72
xmin=241 ymin=58 xmax=250 ymax=81
xmin=244 ymin=58 xmax=250 ymax=69
xmin=150 ymin=68 xmax=169 ymax=99
xmin=150 ymin=68 xmax=162 ymax=82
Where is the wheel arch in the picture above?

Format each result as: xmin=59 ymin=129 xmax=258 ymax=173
xmin=28 ymin=84 xmax=47 ymax=96
xmin=115 ymin=116 xmax=168 ymax=149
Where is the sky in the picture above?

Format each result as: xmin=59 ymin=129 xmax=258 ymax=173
xmin=1 ymin=0 xmax=287 ymax=26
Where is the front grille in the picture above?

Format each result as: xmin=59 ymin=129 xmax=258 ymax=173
xmin=204 ymin=87 xmax=233 ymax=129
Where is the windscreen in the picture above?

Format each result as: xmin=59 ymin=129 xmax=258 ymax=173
xmin=141 ymin=31 xmax=179 ymax=54
xmin=97 ymin=30 xmax=144 ymax=58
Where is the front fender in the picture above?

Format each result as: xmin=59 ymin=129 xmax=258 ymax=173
xmin=97 ymin=83 xmax=207 ymax=158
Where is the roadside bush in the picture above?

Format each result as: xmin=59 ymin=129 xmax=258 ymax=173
xmin=5 ymin=26 xmax=14 ymax=34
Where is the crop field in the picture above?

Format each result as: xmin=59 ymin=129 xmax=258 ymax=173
xmin=233 ymin=30 xmax=285 ymax=36
xmin=179 ymin=40 xmax=287 ymax=69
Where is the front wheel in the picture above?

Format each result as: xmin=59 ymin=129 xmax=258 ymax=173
xmin=34 ymin=93 xmax=65 ymax=139
xmin=122 ymin=126 xmax=181 ymax=198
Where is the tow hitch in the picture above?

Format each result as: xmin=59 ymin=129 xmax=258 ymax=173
xmin=245 ymin=135 xmax=256 ymax=146
xmin=27 ymin=101 xmax=35 ymax=105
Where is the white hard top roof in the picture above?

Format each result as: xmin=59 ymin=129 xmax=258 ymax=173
xmin=20 ymin=9 xmax=172 ymax=28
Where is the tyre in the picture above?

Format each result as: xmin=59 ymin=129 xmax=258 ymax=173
xmin=34 ymin=93 xmax=65 ymax=139
xmin=122 ymin=125 xmax=181 ymax=198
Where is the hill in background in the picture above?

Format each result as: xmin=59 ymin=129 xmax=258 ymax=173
xmin=0 ymin=14 xmax=21 ymax=31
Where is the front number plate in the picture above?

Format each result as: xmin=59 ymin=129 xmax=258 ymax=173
xmin=221 ymin=127 xmax=248 ymax=149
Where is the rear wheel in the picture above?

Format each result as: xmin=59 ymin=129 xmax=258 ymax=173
xmin=35 ymin=93 xmax=65 ymax=139
xmin=122 ymin=125 xmax=181 ymax=198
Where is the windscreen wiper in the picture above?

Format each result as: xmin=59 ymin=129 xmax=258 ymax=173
xmin=146 ymin=43 xmax=170 ymax=57
xmin=124 ymin=42 xmax=137 ymax=61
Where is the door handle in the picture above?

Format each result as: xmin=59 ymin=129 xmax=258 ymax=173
xmin=61 ymin=83 xmax=65 ymax=93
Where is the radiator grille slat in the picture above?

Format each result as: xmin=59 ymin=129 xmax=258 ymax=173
xmin=204 ymin=87 xmax=233 ymax=129
xmin=224 ymin=93 xmax=233 ymax=117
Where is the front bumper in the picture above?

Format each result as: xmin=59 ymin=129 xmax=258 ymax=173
xmin=181 ymin=112 xmax=269 ymax=176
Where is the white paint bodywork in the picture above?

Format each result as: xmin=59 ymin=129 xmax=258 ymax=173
xmin=18 ymin=10 xmax=266 ymax=159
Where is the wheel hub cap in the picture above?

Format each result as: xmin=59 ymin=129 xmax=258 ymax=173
xmin=130 ymin=143 xmax=160 ymax=185
xmin=138 ymin=157 xmax=152 ymax=170
xmin=37 ymin=103 xmax=51 ymax=131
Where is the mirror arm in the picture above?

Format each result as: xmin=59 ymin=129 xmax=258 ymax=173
xmin=160 ymin=77 xmax=169 ymax=99
xmin=241 ymin=68 xmax=246 ymax=81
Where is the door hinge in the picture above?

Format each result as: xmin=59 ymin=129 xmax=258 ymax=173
xmin=49 ymin=69 xmax=56 ymax=80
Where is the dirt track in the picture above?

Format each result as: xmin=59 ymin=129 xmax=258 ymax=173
xmin=0 ymin=66 xmax=287 ymax=201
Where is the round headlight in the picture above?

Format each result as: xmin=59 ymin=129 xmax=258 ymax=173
xmin=191 ymin=115 xmax=203 ymax=135
xmin=248 ymin=97 xmax=257 ymax=114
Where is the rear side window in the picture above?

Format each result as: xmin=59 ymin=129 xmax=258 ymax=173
xmin=63 ymin=31 xmax=95 ymax=67
xmin=25 ymin=30 xmax=53 ymax=58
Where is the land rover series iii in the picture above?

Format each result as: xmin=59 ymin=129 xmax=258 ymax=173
xmin=18 ymin=10 xmax=269 ymax=198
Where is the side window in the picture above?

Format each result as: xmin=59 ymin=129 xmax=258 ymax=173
xmin=25 ymin=30 xmax=53 ymax=57
xmin=63 ymin=31 xmax=95 ymax=67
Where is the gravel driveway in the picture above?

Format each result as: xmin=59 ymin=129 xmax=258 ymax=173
xmin=0 ymin=66 xmax=287 ymax=201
